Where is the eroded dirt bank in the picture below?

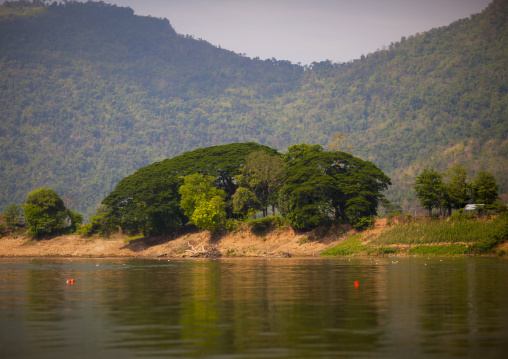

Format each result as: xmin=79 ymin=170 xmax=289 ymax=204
xmin=0 ymin=221 xmax=368 ymax=258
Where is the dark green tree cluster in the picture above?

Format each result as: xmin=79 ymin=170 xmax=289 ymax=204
xmin=100 ymin=143 xmax=278 ymax=235
xmin=279 ymin=144 xmax=391 ymax=229
xmin=94 ymin=142 xmax=391 ymax=235
xmin=414 ymin=165 xmax=500 ymax=216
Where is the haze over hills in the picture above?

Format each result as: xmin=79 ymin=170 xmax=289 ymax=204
xmin=0 ymin=0 xmax=506 ymax=219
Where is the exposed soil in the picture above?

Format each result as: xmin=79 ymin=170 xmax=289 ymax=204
xmin=0 ymin=221 xmax=365 ymax=258
xmin=2 ymin=218 xmax=504 ymax=258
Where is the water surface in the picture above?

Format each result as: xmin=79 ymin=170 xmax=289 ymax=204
xmin=0 ymin=257 xmax=507 ymax=358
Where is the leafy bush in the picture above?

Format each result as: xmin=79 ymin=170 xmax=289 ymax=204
xmin=353 ymin=217 xmax=374 ymax=230
xmin=247 ymin=215 xmax=286 ymax=235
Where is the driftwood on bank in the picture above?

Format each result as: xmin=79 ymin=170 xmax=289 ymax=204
xmin=184 ymin=242 xmax=222 ymax=258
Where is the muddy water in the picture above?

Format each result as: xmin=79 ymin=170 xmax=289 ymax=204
xmin=0 ymin=257 xmax=507 ymax=358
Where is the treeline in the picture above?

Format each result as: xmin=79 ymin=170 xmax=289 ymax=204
xmin=0 ymin=142 xmax=391 ymax=238
xmin=0 ymin=0 xmax=506 ymax=220
xmin=85 ymin=143 xmax=390 ymax=236
xmin=414 ymin=165 xmax=502 ymax=216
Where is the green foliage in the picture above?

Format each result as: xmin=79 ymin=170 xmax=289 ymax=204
xmin=23 ymin=187 xmax=69 ymax=238
xmin=79 ymin=205 xmax=118 ymax=237
xmin=102 ymin=142 xmax=278 ymax=235
xmin=414 ymin=166 xmax=500 ymax=215
xmin=373 ymin=214 xmax=508 ymax=254
xmin=232 ymin=187 xmax=261 ymax=219
xmin=246 ymin=215 xmax=286 ymax=235
xmin=179 ymin=173 xmax=227 ymax=232
xmin=321 ymin=235 xmax=365 ymax=256
xmin=2 ymin=203 xmax=24 ymax=232
xmin=236 ymin=151 xmax=284 ymax=217
xmin=179 ymin=173 xmax=226 ymax=218
xmin=280 ymin=144 xmax=391 ymax=229
xmin=414 ymin=169 xmax=444 ymax=216
xmin=443 ymin=164 xmax=470 ymax=212
xmin=473 ymin=171 xmax=499 ymax=205
xmin=408 ymin=245 xmax=469 ymax=256
xmin=190 ymin=195 xmax=227 ymax=233
xmin=353 ymin=217 xmax=374 ymax=230
xmin=103 ymin=173 xmax=185 ymax=236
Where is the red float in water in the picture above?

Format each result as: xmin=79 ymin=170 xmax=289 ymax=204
xmin=354 ymin=281 xmax=359 ymax=288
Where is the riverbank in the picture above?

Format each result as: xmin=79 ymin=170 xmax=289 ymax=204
xmin=0 ymin=220 xmax=358 ymax=258
xmin=1 ymin=216 xmax=507 ymax=258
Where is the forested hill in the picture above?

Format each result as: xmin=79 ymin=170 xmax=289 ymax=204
xmin=0 ymin=0 xmax=506 ymax=218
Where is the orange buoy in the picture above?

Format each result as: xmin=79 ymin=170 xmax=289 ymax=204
xmin=66 ymin=279 xmax=75 ymax=284
xmin=354 ymin=281 xmax=359 ymax=288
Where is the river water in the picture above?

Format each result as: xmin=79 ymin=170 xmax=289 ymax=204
xmin=0 ymin=257 xmax=507 ymax=358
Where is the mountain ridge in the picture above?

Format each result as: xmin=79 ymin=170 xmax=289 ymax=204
xmin=0 ymin=0 xmax=506 ymax=218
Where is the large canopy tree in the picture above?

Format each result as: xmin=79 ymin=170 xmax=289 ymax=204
xmin=235 ymin=151 xmax=285 ymax=217
xmin=101 ymin=142 xmax=279 ymax=235
xmin=279 ymin=144 xmax=391 ymax=229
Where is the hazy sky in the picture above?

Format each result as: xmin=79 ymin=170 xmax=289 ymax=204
xmin=6 ymin=0 xmax=494 ymax=65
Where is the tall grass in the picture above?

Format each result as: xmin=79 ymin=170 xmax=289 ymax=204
xmin=373 ymin=213 xmax=508 ymax=254
xmin=408 ymin=244 xmax=469 ymax=256
xmin=321 ymin=235 xmax=364 ymax=256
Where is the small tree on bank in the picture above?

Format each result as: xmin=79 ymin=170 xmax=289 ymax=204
xmin=414 ymin=169 xmax=444 ymax=216
xmin=23 ymin=187 xmax=81 ymax=238
xmin=3 ymin=203 xmax=24 ymax=232
xmin=473 ymin=171 xmax=499 ymax=205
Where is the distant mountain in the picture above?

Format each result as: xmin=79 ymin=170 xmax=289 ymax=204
xmin=0 ymin=0 xmax=506 ymax=218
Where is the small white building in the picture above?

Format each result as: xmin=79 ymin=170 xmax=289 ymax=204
xmin=464 ymin=204 xmax=484 ymax=213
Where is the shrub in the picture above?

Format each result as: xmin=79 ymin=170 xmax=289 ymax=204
xmin=353 ymin=217 xmax=374 ymax=230
xmin=247 ymin=215 xmax=286 ymax=234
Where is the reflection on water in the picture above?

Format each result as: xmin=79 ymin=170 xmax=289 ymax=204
xmin=0 ymin=257 xmax=507 ymax=358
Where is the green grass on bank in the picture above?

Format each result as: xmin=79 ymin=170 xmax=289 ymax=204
xmin=372 ymin=213 xmax=508 ymax=254
xmin=321 ymin=235 xmax=365 ymax=256
xmin=321 ymin=213 xmax=508 ymax=256
xmin=408 ymin=244 xmax=469 ymax=256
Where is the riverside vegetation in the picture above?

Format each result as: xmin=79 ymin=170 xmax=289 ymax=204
xmin=0 ymin=0 xmax=507 ymax=220
xmin=1 ymin=142 xmax=506 ymax=257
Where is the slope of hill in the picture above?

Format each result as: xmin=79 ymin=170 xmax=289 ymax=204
xmin=276 ymin=0 xmax=508 ymax=208
xmin=0 ymin=0 xmax=506 ymax=218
